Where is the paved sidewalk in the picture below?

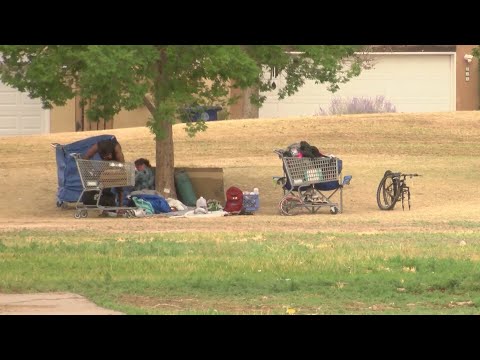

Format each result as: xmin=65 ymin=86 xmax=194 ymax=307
xmin=0 ymin=292 xmax=124 ymax=315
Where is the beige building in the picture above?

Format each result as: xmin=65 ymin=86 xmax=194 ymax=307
xmin=0 ymin=45 xmax=478 ymax=136
xmin=258 ymin=45 xmax=479 ymax=118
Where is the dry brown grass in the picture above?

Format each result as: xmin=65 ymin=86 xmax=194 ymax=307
xmin=0 ymin=111 xmax=479 ymax=233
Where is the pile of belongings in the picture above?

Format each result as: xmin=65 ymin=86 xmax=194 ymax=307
xmin=127 ymin=190 xmax=189 ymax=217
xmin=280 ymin=141 xmax=336 ymax=159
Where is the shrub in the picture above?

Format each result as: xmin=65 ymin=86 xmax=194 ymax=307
xmin=316 ymin=96 xmax=396 ymax=115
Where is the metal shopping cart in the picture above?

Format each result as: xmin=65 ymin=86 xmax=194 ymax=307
xmin=51 ymin=134 xmax=118 ymax=209
xmin=273 ymin=149 xmax=352 ymax=215
xmin=72 ymin=154 xmax=137 ymax=218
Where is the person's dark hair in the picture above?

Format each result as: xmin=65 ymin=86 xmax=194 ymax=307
xmin=98 ymin=140 xmax=116 ymax=159
xmin=135 ymin=158 xmax=152 ymax=168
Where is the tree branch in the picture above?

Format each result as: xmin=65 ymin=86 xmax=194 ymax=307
xmin=143 ymin=96 xmax=156 ymax=115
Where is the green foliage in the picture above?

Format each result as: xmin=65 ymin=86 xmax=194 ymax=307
xmin=0 ymin=46 xmax=155 ymax=117
xmin=0 ymin=45 xmax=367 ymax=191
xmin=472 ymin=46 xmax=480 ymax=58
xmin=0 ymin=45 xmax=366 ymax=138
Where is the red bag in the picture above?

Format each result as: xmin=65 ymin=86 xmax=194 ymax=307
xmin=224 ymin=186 xmax=244 ymax=214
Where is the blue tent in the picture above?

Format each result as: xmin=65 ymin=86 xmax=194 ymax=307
xmin=53 ymin=134 xmax=121 ymax=207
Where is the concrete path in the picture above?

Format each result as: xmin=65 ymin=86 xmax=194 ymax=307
xmin=0 ymin=292 xmax=124 ymax=315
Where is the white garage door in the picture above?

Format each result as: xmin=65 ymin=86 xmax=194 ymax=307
xmin=0 ymin=81 xmax=48 ymax=136
xmin=259 ymin=54 xmax=455 ymax=118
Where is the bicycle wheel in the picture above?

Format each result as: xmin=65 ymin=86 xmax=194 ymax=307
xmin=376 ymin=172 xmax=400 ymax=210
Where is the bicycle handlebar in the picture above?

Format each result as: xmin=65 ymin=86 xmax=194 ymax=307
xmin=390 ymin=172 xmax=421 ymax=178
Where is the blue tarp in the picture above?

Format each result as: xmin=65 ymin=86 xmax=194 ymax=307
xmin=132 ymin=194 xmax=171 ymax=214
xmin=54 ymin=134 xmax=117 ymax=206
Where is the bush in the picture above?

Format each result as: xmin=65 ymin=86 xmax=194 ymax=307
xmin=316 ymin=96 xmax=396 ymax=115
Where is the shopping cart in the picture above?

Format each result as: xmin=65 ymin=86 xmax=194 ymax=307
xmin=51 ymin=134 xmax=118 ymax=209
xmin=273 ymin=149 xmax=352 ymax=215
xmin=71 ymin=154 xmax=137 ymax=218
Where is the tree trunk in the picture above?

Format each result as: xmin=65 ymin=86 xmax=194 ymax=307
xmin=155 ymin=117 xmax=176 ymax=200
xmin=242 ymin=86 xmax=259 ymax=119
xmin=149 ymin=47 xmax=177 ymax=199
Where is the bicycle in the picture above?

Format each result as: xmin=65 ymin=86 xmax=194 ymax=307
xmin=376 ymin=170 xmax=421 ymax=211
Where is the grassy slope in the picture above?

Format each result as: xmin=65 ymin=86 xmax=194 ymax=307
xmin=0 ymin=111 xmax=479 ymax=226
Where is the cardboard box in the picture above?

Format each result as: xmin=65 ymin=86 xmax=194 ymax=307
xmin=151 ymin=167 xmax=225 ymax=203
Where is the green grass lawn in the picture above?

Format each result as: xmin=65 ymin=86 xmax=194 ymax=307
xmin=1 ymin=229 xmax=480 ymax=315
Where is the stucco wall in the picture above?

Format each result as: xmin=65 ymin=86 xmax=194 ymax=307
xmin=50 ymin=98 xmax=76 ymax=133
xmin=50 ymin=99 xmax=151 ymax=133
xmin=113 ymin=107 xmax=151 ymax=128
xmin=456 ymin=45 xmax=479 ymax=111
xmin=229 ymin=86 xmax=259 ymax=120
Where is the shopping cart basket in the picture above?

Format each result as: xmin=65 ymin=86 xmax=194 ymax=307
xmin=273 ymin=149 xmax=352 ymax=215
xmin=72 ymin=154 xmax=137 ymax=218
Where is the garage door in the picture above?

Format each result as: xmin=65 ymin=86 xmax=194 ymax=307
xmin=0 ymin=81 xmax=48 ymax=136
xmin=259 ymin=54 xmax=455 ymax=118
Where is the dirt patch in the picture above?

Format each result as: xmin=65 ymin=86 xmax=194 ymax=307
xmin=120 ymin=294 xmax=277 ymax=315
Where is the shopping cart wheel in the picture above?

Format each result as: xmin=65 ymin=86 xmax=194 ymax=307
xmin=330 ymin=206 xmax=339 ymax=215
xmin=74 ymin=211 xmax=82 ymax=219
xmin=80 ymin=210 xmax=88 ymax=218
xmin=279 ymin=196 xmax=303 ymax=216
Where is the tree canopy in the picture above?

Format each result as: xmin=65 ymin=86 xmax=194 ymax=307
xmin=0 ymin=45 xmax=367 ymax=197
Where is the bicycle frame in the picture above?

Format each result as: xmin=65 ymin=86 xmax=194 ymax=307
xmin=377 ymin=171 xmax=420 ymax=211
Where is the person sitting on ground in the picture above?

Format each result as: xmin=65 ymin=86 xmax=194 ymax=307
xmin=134 ymin=158 xmax=155 ymax=191
xmin=82 ymin=138 xmax=126 ymax=206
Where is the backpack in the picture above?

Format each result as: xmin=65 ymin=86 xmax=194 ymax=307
xmin=224 ymin=186 xmax=244 ymax=214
